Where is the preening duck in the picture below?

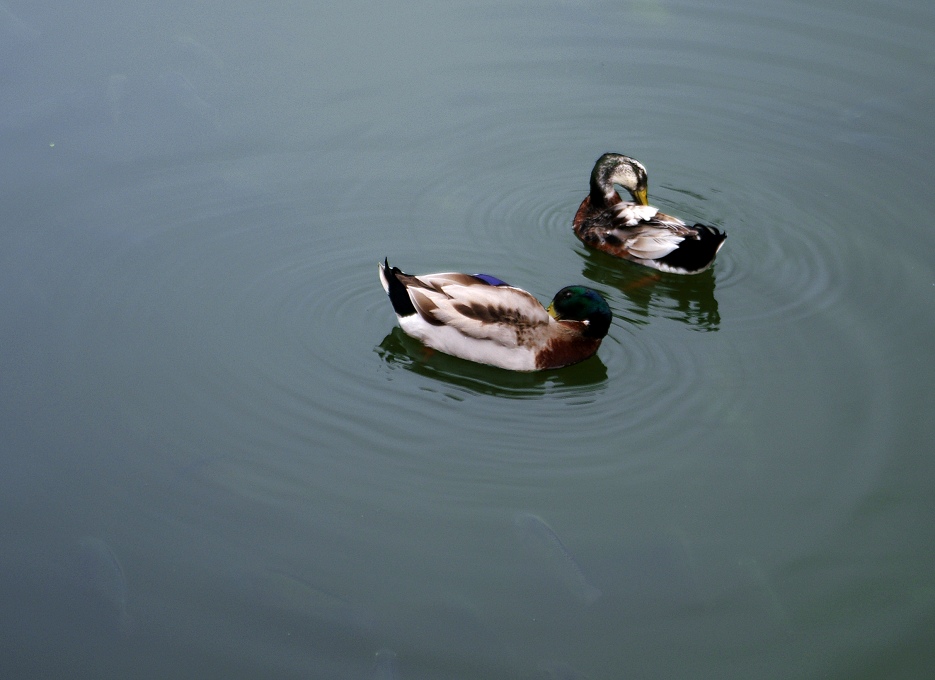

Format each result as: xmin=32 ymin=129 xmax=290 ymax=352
xmin=378 ymin=259 xmax=611 ymax=371
xmin=573 ymin=153 xmax=727 ymax=274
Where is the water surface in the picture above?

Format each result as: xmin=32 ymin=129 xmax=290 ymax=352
xmin=2 ymin=0 xmax=934 ymax=678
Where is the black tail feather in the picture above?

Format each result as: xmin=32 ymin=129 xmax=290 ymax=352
xmin=382 ymin=258 xmax=418 ymax=317
xmin=657 ymin=225 xmax=727 ymax=274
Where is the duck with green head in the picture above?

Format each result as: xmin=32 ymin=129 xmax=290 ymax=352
xmin=379 ymin=259 xmax=611 ymax=371
xmin=574 ymin=153 xmax=727 ymax=274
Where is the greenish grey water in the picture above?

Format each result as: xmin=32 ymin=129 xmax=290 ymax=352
xmin=2 ymin=0 xmax=934 ymax=678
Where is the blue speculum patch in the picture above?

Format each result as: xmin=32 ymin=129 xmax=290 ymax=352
xmin=473 ymin=273 xmax=510 ymax=286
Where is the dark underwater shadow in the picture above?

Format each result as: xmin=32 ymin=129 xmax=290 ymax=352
xmin=579 ymin=248 xmax=722 ymax=331
xmin=375 ymin=327 xmax=608 ymax=399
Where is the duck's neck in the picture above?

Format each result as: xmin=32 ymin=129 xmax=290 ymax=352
xmin=590 ymin=176 xmax=621 ymax=209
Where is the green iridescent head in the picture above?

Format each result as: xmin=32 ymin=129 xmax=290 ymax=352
xmin=547 ymin=286 xmax=612 ymax=339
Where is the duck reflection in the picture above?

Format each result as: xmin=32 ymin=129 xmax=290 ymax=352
xmin=579 ymin=249 xmax=722 ymax=331
xmin=375 ymin=327 xmax=608 ymax=398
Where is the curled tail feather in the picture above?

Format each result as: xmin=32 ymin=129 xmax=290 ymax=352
xmin=379 ymin=258 xmax=417 ymax=317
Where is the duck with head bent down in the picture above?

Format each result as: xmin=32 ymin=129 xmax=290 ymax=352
xmin=574 ymin=153 xmax=727 ymax=274
xmin=379 ymin=259 xmax=611 ymax=371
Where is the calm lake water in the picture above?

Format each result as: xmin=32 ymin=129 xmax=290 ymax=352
xmin=2 ymin=0 xmax=934 ymax=677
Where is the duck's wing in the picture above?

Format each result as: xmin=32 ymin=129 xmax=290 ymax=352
xmin=408 ymin=271 xmax=498 ymax=290
xmin=408 ymin=280 xmax=550 ymax=346
xmin=379 ymin=266 xmax=492 ymax=313
xmin=611 ymin=203 xmax=698 ymax=260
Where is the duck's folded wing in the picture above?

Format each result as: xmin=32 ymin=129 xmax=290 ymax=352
xmin=412 ymin=272 xmax=492 ymax=289
xmin=409 ymin=284 xmax=550 ymax=346
xmin=621 ymin=225 xmax=688 ymax=260
xmin=611 ymin=206 xmax=698 ymax=261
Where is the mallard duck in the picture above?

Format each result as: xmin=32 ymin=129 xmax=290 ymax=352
xmin=378 ymin=259 xmax=611 ymax=371
xmin=573 ymin=153 xmax=727 ymax=274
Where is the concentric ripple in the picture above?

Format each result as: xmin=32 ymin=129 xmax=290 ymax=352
xmin=48 ymin=0 xmax=916 ymax=508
